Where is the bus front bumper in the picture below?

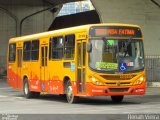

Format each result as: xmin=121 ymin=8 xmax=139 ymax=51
xmin=85 ymin=82 xmax=146 ymax=96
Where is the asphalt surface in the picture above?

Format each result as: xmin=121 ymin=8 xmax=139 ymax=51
xmin=0 ymin=78 xmax=160 ymax=120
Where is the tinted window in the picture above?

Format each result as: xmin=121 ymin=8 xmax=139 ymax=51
xmin=9 ymin=43 xmax=16 ymax=62
xmin=23 ymin=40 xmax=39 ymax=61
xmin=23 ymin=41 xmax=31 ymax=61
xmin=50 ymin=36 xmax=63 ymax=59
xmin=31 ymin=40 xmax=39 ymax=60
xmin=64 ymin=35 xmax=75 ymax=59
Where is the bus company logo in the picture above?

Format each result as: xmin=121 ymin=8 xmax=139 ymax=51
xmin=116 ymin=81 xmax=121 ymax=86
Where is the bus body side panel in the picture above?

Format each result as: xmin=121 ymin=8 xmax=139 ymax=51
xmin=47 ymin=60 xmax=65 ymax=94
xmin=71 ymin=82 xmax=77 ymax=96
xmin=7 ymin=63 xmax=19 ymax=89
xmin=29 ymin=61 xmax=41 ymax=92
xmin=22 ymin=61 xmax=41 ymax=92
xmin=29 ymin=71 xmax=41 ymax=92
xmin=7 ymin=43 xmax=20 ymax=89
xmin=63 ymin=60 xmax=77 ymax=94
xmin=43 ymin=80 xmax=64 ymax=94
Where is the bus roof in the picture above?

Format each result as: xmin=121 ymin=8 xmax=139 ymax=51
xmin=9 ymin=23 xmax=141 ymax=43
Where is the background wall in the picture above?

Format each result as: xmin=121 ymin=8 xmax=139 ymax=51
xmin=0 ymin=4 xmax=54 ymax=72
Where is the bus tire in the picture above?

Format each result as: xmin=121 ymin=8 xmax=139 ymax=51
xmin=66 ymin=80 xmax=79 ymax=104
xmin=111 ymin=96 xmax=124 ymax=103
xmin=23 ymin=78 xmax=33 ymax=99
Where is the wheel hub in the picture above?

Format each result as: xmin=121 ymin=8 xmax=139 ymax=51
xmin=67 ymin=86 xmax=72 ymax=99
xmin=24 ymin=83 xmax=28 ymax=95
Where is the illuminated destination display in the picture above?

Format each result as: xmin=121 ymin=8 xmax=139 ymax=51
xmin=95 ymin=29 xmax=135 ymax=36
xmin=89 ymin=26 xmax=142 ymax=38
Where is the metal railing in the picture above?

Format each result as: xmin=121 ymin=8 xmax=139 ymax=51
xmin=146 ymin=56 xmax=160 ymax=82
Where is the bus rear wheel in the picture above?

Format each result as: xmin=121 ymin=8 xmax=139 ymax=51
xmin=23 ymin=78 xmax=33 ymax=98
xmin=111 ymin=96 xmax=124 ymax=103
xmin=66 ymin=81 xmax=79 ymax=104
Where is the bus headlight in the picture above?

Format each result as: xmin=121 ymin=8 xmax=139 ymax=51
xmin=91 ymin=76 xmax=103 ymax=85
xmin=133 ymin=76 xmax=145 ymax=85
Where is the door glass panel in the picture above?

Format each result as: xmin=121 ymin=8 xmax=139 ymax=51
xmin=83 ymin=68 xmax=86 ymax=92
xmin=17 ymin=49 xmax=22 ymax=67
xmin=41 ymin=47 xmax=45 ymax=66
xmin=77 ymin=41 xmax=86 ymax=93
xmin=78 ymin=69 xmax=82 ymax=92
xmin=45 ymin=47 xmax=48 ymax=66
xmin=78 ymin=43 xmax=81 ymax=66
xmin=41 ymin=46 xmax=48 ymax=67
xmin=83 ymin=42 xmax=86 ymax=66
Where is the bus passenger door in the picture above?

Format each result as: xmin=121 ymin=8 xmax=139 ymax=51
xmin=17 ymin=48 xmax=22 ymax=89
xmin=40 ymin=45 xmax=48 ymax=91
xmin=77 ymin=40 xmax=86 ymax=93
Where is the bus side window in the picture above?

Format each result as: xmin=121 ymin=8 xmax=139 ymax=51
xmin=64 ymin=34 xmax=75 ymax=59
xmin=9 ymin=43 xmax=16 ymax=62
xmin=23 ymin=41 xmax=31 ymax=61
xmin=50 ymin=36 xmax=63 ymax=59
xmin=31 ymin=40 xmax=39 ymax=61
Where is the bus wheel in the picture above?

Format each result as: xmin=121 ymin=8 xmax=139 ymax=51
xmin=111 ymin=96 xmax=124 ymax=103
xmin=66 ymin=81 xmax=79 ymax=104
xmin=23 ymin=78 xmax=33 ymax=98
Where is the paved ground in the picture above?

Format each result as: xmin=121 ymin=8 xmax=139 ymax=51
xmin=0 ymin=79 xmax=160 ymax=120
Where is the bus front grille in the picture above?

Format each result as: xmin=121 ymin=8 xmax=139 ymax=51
xmin=101 ymin=75 xmax=136 ymax=80
xmin=105 ymin=82 xmax=131 ymax=86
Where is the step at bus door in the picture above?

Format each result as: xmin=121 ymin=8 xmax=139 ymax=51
xmin=40 ymin=45 xmax=48 ymax=91
xmin=77 ymin=41 xmax=86 ymax=93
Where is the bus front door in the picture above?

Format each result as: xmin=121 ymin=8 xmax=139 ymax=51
xmin=40 ymin=45 xmax=48 ymax=92
xmin=77 ymin=41 xmax=86 ymax=93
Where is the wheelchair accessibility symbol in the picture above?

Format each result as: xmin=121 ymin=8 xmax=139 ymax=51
xmin=119 ymin=62 xmax=127 ymax=71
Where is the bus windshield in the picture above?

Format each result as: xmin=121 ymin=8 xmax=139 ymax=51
xmin=89 ymin=39 xmax=144 ymax=73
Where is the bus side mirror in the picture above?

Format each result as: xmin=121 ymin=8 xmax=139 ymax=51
xmin=87 ymin=42 xmax=92 ymax=53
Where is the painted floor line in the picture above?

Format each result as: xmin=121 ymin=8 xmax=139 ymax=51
xmin=0 ymin=95 xmax=24 ymax=99
xmin=0 ymin=87 xmax=12 ymax=90
xmin=0 ymin=95 xmax=8 ymax=98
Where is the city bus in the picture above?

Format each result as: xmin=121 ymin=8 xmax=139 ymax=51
xmin=7 ymin=23 xmax=146 ymax=103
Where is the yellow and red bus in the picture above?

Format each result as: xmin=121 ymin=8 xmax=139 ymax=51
xmin=7 ymin=23 xmax=146 ymax=103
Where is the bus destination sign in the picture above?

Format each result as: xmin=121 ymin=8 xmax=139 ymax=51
xmin=90 ymin=26 xmax=142 ymax=38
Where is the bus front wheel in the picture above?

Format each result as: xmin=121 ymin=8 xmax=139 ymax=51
xmin=111 ymin=96 xmax=124 ymax=103
xmin=66 ymin=81 xmax=79 ymax=104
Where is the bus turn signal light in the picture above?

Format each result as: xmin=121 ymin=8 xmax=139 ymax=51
xmin=91 ymin=76 xmax=104 ymax=86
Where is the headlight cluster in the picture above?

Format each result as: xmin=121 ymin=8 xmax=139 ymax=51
xmin=91 ymin=76 xmax=104 ymax=85
xmin=133 ymin=76 xmax=145 ymax=85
